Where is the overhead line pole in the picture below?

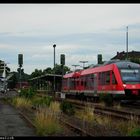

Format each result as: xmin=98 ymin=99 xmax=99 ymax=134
xmin=53 ymin=44 xmax=56 ymax=94
xmin=126 ymin=26 xmax=128 ymax=60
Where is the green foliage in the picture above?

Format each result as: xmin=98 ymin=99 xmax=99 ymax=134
xmin=99 ymin=93 xmax=113 ymax=106
xmin=19 ymin=88 xmax=36 ymax=99
xmin=32 ymin=96 xmax=53 ymax=107
xmin=43 ymin=67 xmax=53 ymax=75
xmin=129 ymin=128 xmax=140 ymax=136
xmin=8 ymin=72 xmax=18 ymax=89
xmin=29 ymin=64 xmax=70 ymax=79
xmin=60 ymin=100 xmax=75 ymax=115
xmin=29 ymin=69 xmax=43 ymax=79
xmin=52 ymin=64 xmax=70 ymax=75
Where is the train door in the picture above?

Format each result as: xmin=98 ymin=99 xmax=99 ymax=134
xmin=94 ymin=73 xmax=98 ymax=95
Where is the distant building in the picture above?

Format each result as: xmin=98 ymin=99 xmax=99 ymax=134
xmin=111 ymin=51 xmax=140 ymax=63
xmin=0 ymin=60 xmax=10 ymax=77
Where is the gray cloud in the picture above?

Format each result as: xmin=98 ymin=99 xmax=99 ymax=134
xmin=0 ymin=4 xmax=140 ymax=74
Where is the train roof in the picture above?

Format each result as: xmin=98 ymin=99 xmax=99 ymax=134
xmin=63 ymin=70 xmax=83 ymax=78
xmin=63 ymin=60 xmax=140 ymax=78
xmin=114 ymin=60 xmax=140 ymax=69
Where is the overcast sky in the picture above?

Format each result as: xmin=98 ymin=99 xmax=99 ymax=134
xmin=0 ymin=4 xmax=140 ymax=74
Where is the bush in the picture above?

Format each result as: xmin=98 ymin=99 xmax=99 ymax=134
xmin=32 ymin=96 xmax=53 ymax=108
xmin=60 ymin=100 xmax=75 ymax=115
xmin=19 ymin=88 xmax=36 ymax=99
xmin=99 ymin=93 xmax=113 ymax=106
xmin=34 ymin=108 xmax=62 ymax=136
xmin=129 ymin=128 xmax=140 ymax=136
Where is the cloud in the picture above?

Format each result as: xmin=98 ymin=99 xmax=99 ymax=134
xmin=0 ymin=4 xmax=140 ymax=74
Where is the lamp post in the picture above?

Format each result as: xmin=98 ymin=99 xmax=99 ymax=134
xmin=72 ymin=64 xmax=80 ymax=71
xmin=79 ymin=61 xmax=88 ymax=69
xmin=53 ymin=44 xmax=56 ymax=93
xmin=126 ymin=26 xmax=128 ymax=60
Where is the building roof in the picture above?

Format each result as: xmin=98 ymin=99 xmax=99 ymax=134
xmin=111 ymin=51 xmax=140 ymax=60
xmin=29 ymin=73 xmax=62 ymax=81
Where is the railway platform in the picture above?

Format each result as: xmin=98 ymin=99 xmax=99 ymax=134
xmin=0 ymin=91 xmax=36 ymax=136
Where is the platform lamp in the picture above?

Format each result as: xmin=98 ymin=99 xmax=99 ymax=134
xmin=53 ymin=44 xmax=56 ymax=94
xmin=79 ymin=61 xmax=88 ymax=69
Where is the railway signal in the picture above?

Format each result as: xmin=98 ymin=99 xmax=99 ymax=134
xmin=60 ymin=54 xmax=65 ymax=93
xmin=18 ymin=54 xmax=23 ymax=89
xmin=61 ymin=54 xmax=65 ymax=65
xmin=18 ymin=54 xmax=23 ymax=67
xmin=97 ymin=54 xmax=102 ymax=64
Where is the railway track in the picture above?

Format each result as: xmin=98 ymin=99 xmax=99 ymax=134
xmin=94 ymin=106 xmax=140 ymax=123
xmin=37 ymin=93 xmax=140 ymax=123
xmin=0 ymin=92 xmax=95 ymax=136
xmin=59 ymin=114 xmax=94 ymax=136
xmin=121 ymin=100 xmax=140 ymax=109
xmin=8 ymin=93 xmax=136 ymax=136
xmin=31 ymin=105 xmax=95 ymax=136
xmin=58 ymin=98 xmax=140 ymax=123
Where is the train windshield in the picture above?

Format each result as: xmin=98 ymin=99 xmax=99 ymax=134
xmin=120 ymin=68 xmax=140 ymax=84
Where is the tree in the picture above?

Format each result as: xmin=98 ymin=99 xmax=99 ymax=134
xmin=29 ymin=69 xmax=43 ymax=79
xmin=43 ymin=67 xmax=53 ymax=75
xmin=53 ymin=64 xmax=70 ymax=75
xmin=29 ymin=65 xmax=71 ymax=79
xmin=8 ymin=72 xmax=18 ymax=89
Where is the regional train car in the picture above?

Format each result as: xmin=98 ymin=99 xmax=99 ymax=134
xmin=62 ymin=60 xmax=140 ymax=99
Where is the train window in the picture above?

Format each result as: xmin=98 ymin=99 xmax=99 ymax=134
xmin=81 ymin=81 xmax=84 ymax=86
xmin=76 ymin=81 xmax=78 ymax=85
xmin=85 ymin=75 xmax=90 ymax=88
xmin=112 ymin=72 xmax=117 ymax=84
xmin=81 ymin=76 xmax=86 ymax=87
xmin=89 ymin=74 xmax=94 ymax=88
xmin=98 ymin=72 xmax=102 ymax=85
xmin=120 ymin=68 xmax=140 ymax=84
xmin=98 ymin=71 xmax=110 ymax=85
xmin=69 ymin=78 xmax=75 ymax=89
xmin=101 ymin=72 xmax=105 ymax=85
xmin=105 ymin=71 xmax=110 ymax=85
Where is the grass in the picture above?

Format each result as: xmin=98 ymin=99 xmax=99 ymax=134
xmin=10 ymin=94 xmax=139 ymax=136
xmin=130 ymin=128 xmax=140 ymax=136
xmin=34 ymin=107 xmax=62 ymax=136
xmin=115 ymin=119 xmax=140 ymax=136
xmin=12 ymin=97 xmax=32 ymax=109
xmin=74 ymin=102 xmax=140 ymax=136
xmin=49 ymin=101 xmax=61 ymax=114
xmin=75 ymin=105 xmax=95 ymax=122
xmin=11 ymin=96 xmax=63 ymax=136
xmin=95 ymin=114 xmax=140 ymax=136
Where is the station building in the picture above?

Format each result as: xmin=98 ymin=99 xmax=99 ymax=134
xmin=29 ymin=74 xmax=62 ymax=93
xmin=111 ymin=51 xmax=140 ymax=62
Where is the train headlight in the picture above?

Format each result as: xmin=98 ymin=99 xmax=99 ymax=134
xmin=123 ymin=84 xmax=126 ymax=88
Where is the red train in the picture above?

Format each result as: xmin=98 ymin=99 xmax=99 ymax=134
xmin=62 ymin=60 xmax=140 ymax=99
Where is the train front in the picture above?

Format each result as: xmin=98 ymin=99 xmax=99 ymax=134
xmin=117 ymin=61 xmax=140 ymax=98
